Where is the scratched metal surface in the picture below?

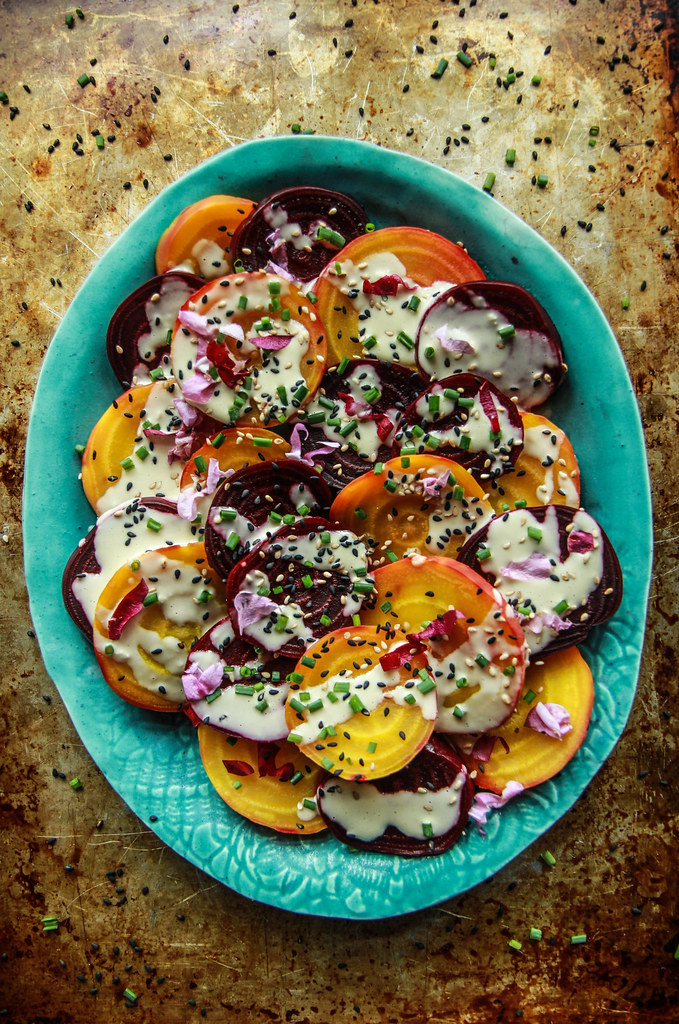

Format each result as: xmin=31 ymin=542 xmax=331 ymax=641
xmin=1 ymin=0 xmax=677 ymax=1021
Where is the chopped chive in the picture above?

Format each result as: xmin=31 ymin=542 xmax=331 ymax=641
xmin=363 ymin=335 xmax=377 ymax=350
xmin=453 ymin=706 xmax=466 ymax=719
xmin=320 ymin=614 xmax=332 ymax=627
xmin=77 ymin=72 xmax=91 ymax=88
xmin=293 ymin=383 xmax=309 ymax=402
xmin=146 ymin=517 xmax=162 ymax=532
xmin=431 ymin=57 xmax=449 ymax=79
xmin=417 ymin=676 xmax=436 ymax=695
xmin=503 ymin=664 xmax=516 ymax=676
xmin=253 ymin=436 xmax=273 ymax=447
xmin=452 ymin=485 xmax=465 ymax=501
xmin=237 ymin=294 xmax=248 ymax=310
xmin=74 ymin=443 xmax=86 ymax=455
xmin=477 ymin=547 xmax=491 ymax=561
xmin=225 ymin=532 xmax=240 ymax=550
xmin=541 ymin=850 xmax=556 ymax=866
xmin=407 ymin=295 xmax=421 ymax=312
xmin=349 ymin=694 xmax=365 ymax=714
xmin=219 ymin=508 xmax=237 ymax=521
xmin=104 ymin=644 xmax=114 ymax=656
xmin=396 ymin=330 xmax=414 ymax=350
xmin=120 ymin=457 xmax=134 ymax=471
xmin=508 ymin=939 xmax=522 ymax=951
xmin=383 ymin=478 xmax=398 ymax=494
xmin=268 ymin=280 xmax=281 ymax=295
xmin=457 ymin=50 xmax=473 ymax=68
xmin=142 ymin=592 xmax=159 ymax=607
xmin=289 ymin=697 xmax=306 ymax=714
xmin=386 ymin=550 xmax=399 ymax=563
xmin=288 ymin=732 xmax=302 ymax=744
xmin=333 ymin=680 xmax=350 ymax=693
xmin=498 ymin=324 xmax=516 ymax=339
xmin=456 ymin=677 xmax=468 ymax=688
xmin=422 ymin=822 xmax=434 ymax=838
xmin=364 ymin=386 xmax=381 ymax=404
xmin=537 ymin=174 xmax=549 ymax=188
xmin=621 ymin=295 xmax=630 ymax=309
xmin=444 ymin=388 xmax=460 ymax=402
xmin=290 ymin=770 xmax=304 ymax=785
xmin=352 ymin=614 xmax=361 ymax=626
xmin=506 ymin=148 xmax=516 ymax=164
xmin=352 ymin=580 xmax=374 ymax=595
xmin=367 ymin=741 xmax=377 ymax=754
xmin=123 ymin=989 xmax=137 ymax=1003
xmin=302 ymin=797 xmax=317 ymax=811
xmin=354 ymin=506 xmax=367 ymax=520
xmin=514 ymin=498 xmax=528 ymax=508
xmin=337 ymin=356 xmax=350 ymax=375
xmin=281 ymin=308 xmax=291 ymax=321
xmin=570 ymin=934 xmax=587 ymax=946
xmin=69 ymin=777 xmax=83 ymax=790
xmin=530 ymin=927 xmax=543 ymax=940
xmin=483 ymin=172 xmax=496 ymax=192
xmin=531 ymin=74 xmax=541 ymax=86
xmin=302 ymin=575 xmax=313 ymax=589
xmin=282 ymin=513 xmax=296 ymax=526
xmin=307 ymin=698 xmax=323 ymax=713
xmin=589 ymin=125 xmax=600 ymax=136
xmin=527 ymin=525 xmax=543 ymax=541
xmin=275 ymin=615 xmax=289 ymax=632
xmin=235 ymin=684 xmax=254 ymax=696
xmin=403 ymin=693 xmax=416 ymax=705
xmin=523 ymin=689 xmax=537 ymax=704
xmin=457 ymin=396 xmax=474 ymax=408
xmin=268 ymin=511 xmax=282 ymax=524
xmin=321 ymin=757 xmax=334 ymax=770
xmin=553 ymin=599 xmax=569 ymax=614
xmin=197 ymin=589 xmax=212 ymax=604
xmin=475 ymin=654 xmax=489 ymax=668
xmin=205 ymin=689 xmax=222 ymax=704
xmin=339 ymin=419 xmax=358 ymax=438
xmin=193 ymin=454 xmax=207 ymax=473
xmin=306 ymin=411 xmax=325 ymax=425
xmin=458 ymin=435 xmax=471 ymax=450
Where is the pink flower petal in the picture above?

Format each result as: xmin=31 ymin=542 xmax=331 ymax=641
xmin=108 ymin=579 xmax=149 ymax=641
xmin=420 ymin=470 xmax=452 ymax=497
xmin=568 ymin=530 xmax=595 ymax=554
xmin=263 ymin=258 xmax=296 ymax=281
xmin=525 ymin=701 xmax=572 ymax=740
xmin=177 ymin=308 xmax=221 ymax=339
xmin=173 ymin=397 xmax=199 ymax=428
xmin=250 ymin=334 xmax=292 ymax=351
xmin=501 ymin=553 xmax=553 ymax=581
xmin=181 ymin=372 xmax=216 ymax=404
xmin=233 ymin=591 xmax=280 ymax=631
xmin=433 ymin=325 xmax=476 ymax=355
xmin=522 ymin=610 xmax=574 ymax=636
xmin=182 ymin=660 xmax=225 ymax=702
xmin=468 ymin=779 xmax=524 ymax=834
xmin=206 ymin=457 xmax=230 ymax=494
xmin=471 ymin=735 xmax=497 ymax=763
xmin=285 ymin=423 xmax=340 ymax=466
xmin=176 ymin=488 xmax=201 ymax=521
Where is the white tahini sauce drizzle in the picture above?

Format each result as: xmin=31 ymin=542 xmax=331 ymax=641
xmin=520 ymin=424 xmax=580 ymax=505
xmin=172 ymin=239 xmax=230 ymax=279
xmin=304 ymin=362 xmax=402 ymax=458
xmin=417 ymin=295 xmax=560 ymax=407
xmin=96 ymin=382 xmax=184 ymax=514
xmin=136 ymin=277 xmax=198 ymax=375
xmin=331 ymin=254 xmax=453 ymax=367
xmin=93 ymin=548 xmax=226 ymax=703
xmin=318 ymin=770 xmax=467 ymax=842
xmin=481 ymin=506 xmax=604 ymax=654
xmin=71 ymin=498 xmax=204 ymax=627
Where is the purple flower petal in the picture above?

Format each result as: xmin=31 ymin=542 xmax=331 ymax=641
xmin=501 ymin=553 xmax=553 ymax=581
xmin=468 ymin=779 xmax=524 ymax=834
xmin=525 ymin=701 xmax=572 ymax=740
xmin=176 ymin=487 xmax=201 ymax=521
xmin=181 ymin=372 xmax=216 ymax=404
xmin=182 ymin=660 xmax=224 ymax=702
xmin=173 ymin=397 xmax=199 ymax=428
xmin=409 ymin=608 xmax=465 ymax=642
xmin=233 ymin=591 xmax=280 ymax=631
xmin=250 ymin=334 xmax=292 ymax=351
xmin=433 ymin=325 xmax=476 ymax=355
xmin=206 ymin=457 xmax=231 ymax=494
xmin=177 ymin=308 xmax=221 ymax=339
xmin=285 ymin=423 xmax=340 ymax=466
xmin=420 ymin=470 xmax=452 ymax=497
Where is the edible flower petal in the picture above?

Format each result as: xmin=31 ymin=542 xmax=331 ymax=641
xmin=408 ymin=608 xmax=465 ymax=643
xmin=525 ymin=701 xmax=572 ymax=740
xmin=362 ymin=274 xmax=417 ymax=296
xmin=181 ymin=371 xmax=216 ymax=404
xmin=250 ymin=334 xmax=292 ymax=351
xmin=568 ymin=530 xmax=595 ymax=554
xmin=468 ymin=779 xmax=524 ymax=835
xmin=433 ymin=325 xmax=476 ymax=355
xmin=379 ymin=640 xmax=425 ymax=670
xmin=108 ymin=579 xmax=149 ymax=641
xmin=177 ymin=308 xmax=221 ymax=339
xmin=522 ymin=610 xmax=573 ymax=635
xmin=420 ymin=470 xmax=453 ymax=497
xmin=286 ymin=423 xmax=340 ymax=466
xmin=182 ymin=660 xmax=224 ymax=702
xmin=222 ymin=759 xmax=255 ymax=776
xmin=233 ymin=591 xmax=280 ymax=631
xmin=501 ymin=553 xmax=553 ymax=581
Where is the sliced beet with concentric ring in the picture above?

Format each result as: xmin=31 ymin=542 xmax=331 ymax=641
xmin=107 ymin=272 xmax=204 ymax=388
xmin=62 ymin=496 xmax=204 ymax=641
xmin=225 ymin=517 xmax=373 ymax=658
xmin=393 ymin=373 xmax=523 ymax=480
xmin=456 ymin=504 xmax=622 ymax=656
xmin=231 ymin=186 xmax=369 ymax=282
xmin=316 ymin=736 xmax=474 ymax=856
xmin=415 ymin=280 xmax=566 ymax=409
xmin=205 ymin=459 xmax=333 ymax=581
xmin=300 ymin=358 xmax=424 ymax=493
xmin=182 ymin=616 xmax=295 ymax=741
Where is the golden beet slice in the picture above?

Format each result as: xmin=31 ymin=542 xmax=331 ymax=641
xmin=198 ymin=727 xmax=326 ymax=834
xmin=329 ymin=454 xmax=494 ymax=566
xmin=93 ymin=543 xmax=226 ymax=712
xmin=486 ymin=411 xmax=581 ymax=513
xmin=459 ymin=646 xmax=594 ymax=793
xmin=179 ymin=427 xmax=291 ymax=489
xmin=284 ymin=625 xmax=436 ymax=782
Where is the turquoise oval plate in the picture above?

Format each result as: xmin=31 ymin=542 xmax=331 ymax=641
xmin=23 ymin=137 xmax=652 ymax=919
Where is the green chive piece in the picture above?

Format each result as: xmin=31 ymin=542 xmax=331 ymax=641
xmin=235 ymin=684 xmax=254 ymax=696
xmin=475 ymin=654 xmax=489 ymax=668
xmin=404 ymin=693 xmax=416 ymax=705
xmin=307 ymin=698 xmax=323 ymax=713
xmin=422 ymin=822 xmax=434 ymax=838
xmin=453 ymin=705 xmax=466 ymax=719
xmin=253 ymin=436 xmax=273 ymax=448
xmin=380 ymin=601 xmax=392 ymax=614
xmin=293 ymin=384 xmax=309 ymax=402
xmin=123 ymin=988 xmax=137 ymax=1002
xmin=289 ymin=698 xmax=306 ymax=714
xmin=458 ymin=435 xmax=471 ymax=451
xmin=503 ymin=664 xmax=516 ymax=676
xmin=527 ymin=525 xmax=543 ymax=541
xmin=621 ymin=295 xmax=630 ymax=309
xmin=219 ymin=508 xmax=237 ymax=522
xmin=457 ymin=50 xmax=473 ymax=68
xmin=364 ymin=386 xmax=381 ymax=404
xmin=321 ymin=757 xmax=334 ymax=770
xmin=570 ymin=934 xmax=587 ymax=946
xmin=302 ymin=797 xmax=317 ymax=811
xmin=205 ymin=689 xmax=222 ymax=704
xmin=320 ymin=614 xmax=332 ymax=627
xmin=417 ymin=676 xmax=436 ymax=695
xmin=333 ymin=681 xmax=350 ymax=693
xmin=104 ymin=644 xmax=114 ymax=656
xmin=306 ymin=411 xmax=325 ymax=425
xmin=290 ymin=770 xmax=304 ymax=785
xmin=367 ymin=741 xmax=377 ymax=754
xmin=530 ymin=927 xmax=543 ymax=940
xmin=268 ymin=280 xmax=281 ymax=295
xmin=383 ymin=478 xmax=398 ymax=494
xmin=225 ymin=532 xmax=240 ymax=551
xmin=95 ymin=134 xmax=104 ymax=149
xmin=337 ymin=357 xmax=350 ymax=375
xmin=508 ymin=939 xmax=522 ymax=952
xmin=352 ymin=580 xmax=374 ymax=595
xmin=74 ymin=443 xmax=86 ymax=455
xmin=69 ymin=777 xmax=82 ymax=790
xmin=514 ymin=498 xmax=528 ymax=508
xmin=197 ymin=589 xmax=212 ymax=604
xmin=76 ymin=7 xmax=84 ymax=17
xmin=456 ymin=677 xmax=468 ymax=688
xmin=142 ymin=592 xmax=159 ymax=607
xmin=363 ymin=335 xmax=377 ymax=350
xmin=193 ymin=454 xmax=207 ymax=474
xmin=352 ymin=613 xmax=361 ymax=626
xmin=386 ymin=550 xmax=399 ymax=563
xmin=407 ymin=295 xmax=421 ymax=312
xmin=281 ymin=308 xmax=291 ymax=321
xmin=589 ymin=125 xmax=600 ymax=136
xmin=396 ymin=330 xmax=414 ymax=350
xmin=531 ymin=74 xmax=541 ymax=86
xmin=287 ymin=732 xmax=302 ymax=744
xmin=354 ymin=506 xmax=367 ymax=520
xmin=523 ymin=689 xmax=537 ymax=704
xmin=431 ymin=58 xmax=449 ymax=79
xmin=505 ymin=148 xmax=517 ymax=165
xmin=65 ymin=12 xmax=74 ymax=27
xmin=537 ymin=174 xmax=549 ymax=188
xmin=77 ymin=72 xmax=90 ymax=87
xmin=477 ymin=547 xmax=492 ymax=561
xmin=444 ymin=388 xmax=460 ymax=402
xmin=541 ymin=850 xmax=556 ymax=866
xmin=120 ymin=457 xmax=134 ymax=471
xmin=339 ymin=419 xmax=358 ymax=438
xmin=302 ymin=575 xmax=313 ymax=589
xmin=291 ymin=123 xmax=301 ymax=133
xmin=237 ymin=294 xmax=248 ymax=310
xmin=146 ymin=517 xmax=162 ymax=533
xmin=349 ymin=694 xmax=365 ymax=714
xmin=135 ymin=445 xmax=149 ymax=462
xmin=553 ymin=599 xmax=569 ymax=615
xmin=423 ymin=345 xmax=435 ymax=359
xmin=498 ymin=324 xmax=516 ymax=339
xmin=483 ymin=172 xmax=496 ymax=192
xmin=452 ymin=485 xmax=465 ymax=501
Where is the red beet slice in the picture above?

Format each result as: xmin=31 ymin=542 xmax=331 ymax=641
xmin=415 ymin=281 xmax=566 ymax=409
xmin=456 ymin=504 xmax=623 ymax=656
xmin=205 ymin=460 xmax=333 ymax=580
xmin=183 ymin=617 xmax=295 ymax=741
xmin=106 ymin=272 xmax=204 ymax=388
xmin=225 ymin=517 xmax=373 ymax=657
xmin=231 ymin=186 xmax=369 ymax=282
xmin=394 ymin=373 xmax=523 ymax=479
xmin=62 ymin=496 xmax=199 ymax=641
xmin=316 ymin=736 xmax=474 ymax=856
xmin=301 ymin=359 xmax=424 ymax=492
